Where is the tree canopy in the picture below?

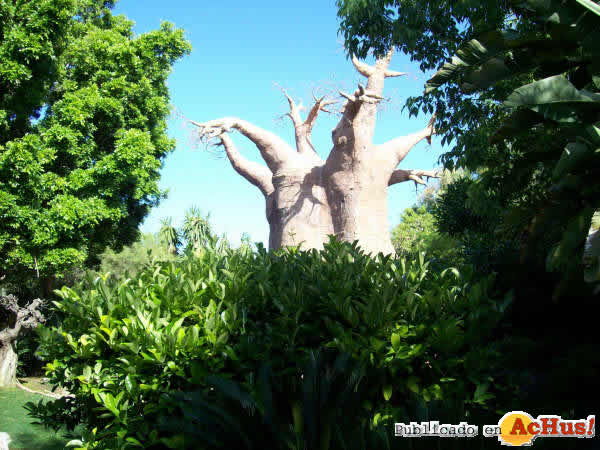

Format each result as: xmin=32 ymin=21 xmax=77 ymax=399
xmin=0 ymin=0 xmax=191 ymax=293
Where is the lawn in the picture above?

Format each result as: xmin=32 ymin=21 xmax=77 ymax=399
xmin=0 ymin=380 xmax=72 ymax=450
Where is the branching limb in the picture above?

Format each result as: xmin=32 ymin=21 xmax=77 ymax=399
xmin=351 ymin=52 xmax=408 ymax=79
xmin=377 ymin=114 xmax=436 ymax=166
xmin=338 ymin=87 xmax=384 ymax=105
xmin=305 ymin=93 xmax=336 ymax=131
xmin=218 ymin=135 xmax=274 ymax=197
xmin=388 ymin=169 xmax=441 ymax=187
xmin=191 ymin=118 xmax=297 ymax=172
xmin=282 ymin=89 xmax=304 ymax=128
xmin=281 ymin=90 xmax=335 ymax=157
xmin=331 ymin=49 xmax=407 ymax=151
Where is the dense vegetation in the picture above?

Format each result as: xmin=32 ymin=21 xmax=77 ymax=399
xmin=27 ymin=236 xmax=518 ymax=449
xmin=339 ymin=0 xmax=600 ymax=447
xmin=1 ymin=0 xmax=598 ymax=449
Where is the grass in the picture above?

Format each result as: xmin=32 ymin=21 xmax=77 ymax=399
xmin=0 ymin=381 xmax=71 ymax=450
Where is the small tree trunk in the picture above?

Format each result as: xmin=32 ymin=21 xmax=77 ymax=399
xmin=0 ymin=296 xmax=45 ymax=386
xmin=0 ymin=339 xmax=18 ymax=387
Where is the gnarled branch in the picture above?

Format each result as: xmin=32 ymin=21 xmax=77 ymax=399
xmin=218 ymin=134 xmax=274 ymax=197
xmin=0 ymin=296 xmax=45 ymax=343
xmin=388 ymin=169 xmax=441 ymax=187
xmin=282 ymin=89 xmax=304 ymax=128
xmin=330 ymin=49 xmax=407 ymax=154
xmin=191 ymin=118 xmax=297 ymax=172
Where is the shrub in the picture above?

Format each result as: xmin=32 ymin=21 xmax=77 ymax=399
xmin=29 ymin=238 xmax=516 ymax=449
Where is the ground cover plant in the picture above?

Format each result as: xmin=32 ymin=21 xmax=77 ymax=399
xmin=0 ymin=385 xmax=70 ymax=449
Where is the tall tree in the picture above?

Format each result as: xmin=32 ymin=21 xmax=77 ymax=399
xmin=192 ymin=51 xmax=438 ymax=255
xmin=0 ymin=1 xmax=191 ymax=295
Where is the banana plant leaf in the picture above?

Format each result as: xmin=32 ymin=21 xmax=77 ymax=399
xmin=504 ymin=75 xmax=600 ymax=122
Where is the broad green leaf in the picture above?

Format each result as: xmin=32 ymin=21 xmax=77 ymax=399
xmin=383 ymin=385 xmax=393 ymax=401
xmin=406 ymin=376 xmax=420 ymax=394
xmin=553 ymin=142 xmax=595 ymax=179
xmin=505 ymin=75 xmax=600 ymax=122
xmin=391 ymin=333 xmax=401 ymax=351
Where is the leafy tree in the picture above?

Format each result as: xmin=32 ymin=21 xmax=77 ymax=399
xmin=0 ymin=0 xmax=191 ymax=296
xmin=391 ymin=204 xmax=461 ymax=265
xmin=182 ymin=206 xmax=214 ymax=251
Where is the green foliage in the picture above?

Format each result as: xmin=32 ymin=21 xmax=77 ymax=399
xmin=159 ymin=351 xmax=393 ymax=450
xmin=0 ymin=1 xmax=191 ymax=291
xmin=336 ymin=0 xmax=510 ymax=71
xmin=29 ymin=239 xmax=516 ymax=448
xmin=95 ymin=233 xmax=175 ymax=281
xmin=391 ymin=205 xmax=462 ymax=267
xmin=159 ymin=218 xmax=181 ymax=256
xmin=159 ymin=208 xmax=230 ymax=257
xmin=391 ymin=170 xmax=464 ymax=267
xmin=182 ymin=206 xmax=214 ymax=251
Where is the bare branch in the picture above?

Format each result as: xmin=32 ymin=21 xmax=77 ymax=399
xmin=339 ymin=90 xmax=355 ymax=102
xmin=278 ymin=89 xmax=335 ymax=157
xmin=377 ymin=115 xmax=436 ymax=166
xmin=330 ymin=50 xmax=407 ymax=154
xmin=351 ymin=51 xmax=408 ymax=79
xmin=388 ymin=169 xmax=441 ymax=187
xmin=305 ymin=95 xmax=336 ymax=130
xmin=191 ymin=118 xmax=297 ymax=172
xmin=218 ymin=135 xmax=274 ymax=196
xmin=338 ymin=88 xmax=381 ymax=105
xmin=282 ymin=89 xmax=303 ymax=128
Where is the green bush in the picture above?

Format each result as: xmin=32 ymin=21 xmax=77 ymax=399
xmin=28 ymin=238 xmax=517 ymax=449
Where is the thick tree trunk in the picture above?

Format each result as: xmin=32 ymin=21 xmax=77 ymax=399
xmin=0 ymin=338 xmax=18 ymax=387
xmin=325 ymin=156 xmax=395 ymax=255
xmin=323 ymin=51 xmax=431 ymax=256
xmin=268 ymin=165 xmax=333 ymax=250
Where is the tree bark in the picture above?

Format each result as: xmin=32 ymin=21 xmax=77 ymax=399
xmin=0 ymin=338 xmax=18 ymax=387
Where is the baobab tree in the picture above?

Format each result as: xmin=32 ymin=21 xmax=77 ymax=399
xmin=0 ymin=294 xmax=45 ymax=386
xmin=192 ymin=50 xmax=438 ymax=255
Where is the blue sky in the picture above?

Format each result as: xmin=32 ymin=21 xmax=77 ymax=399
xmin=113 ymin=0 xmax=444 ymax=248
